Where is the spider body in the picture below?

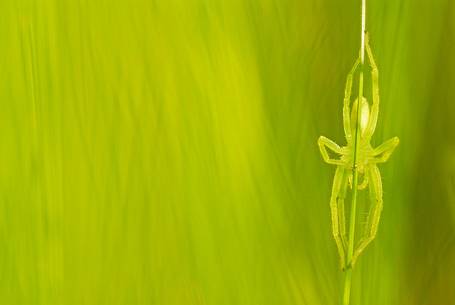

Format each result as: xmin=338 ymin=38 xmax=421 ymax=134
xmin=317 ymin=35 xmax=399 ymax=269
xmin=341 ymin=98 xmax=376 ymax=187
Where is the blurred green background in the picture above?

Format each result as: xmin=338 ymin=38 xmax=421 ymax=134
xmin=0 ymin=0 xmax=454 ymax=304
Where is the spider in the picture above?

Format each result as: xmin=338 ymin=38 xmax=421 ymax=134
xmin=317 ymin=34 xmax=399 ymax=269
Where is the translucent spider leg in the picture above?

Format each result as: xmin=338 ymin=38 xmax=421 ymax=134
xmin=348 ymin=173 xmax=368 ymax=190
xmin=351 ymin=164 xmax=383 ymax=266
xmin=329 ymin=167 xmax=349 ymax=269
xmin=363 ymin=33 xmax=379 ymax=140
xmin=318 ymin=136 xmax=345 ymax=165
xmin=373 ymin=137 xmax=400 ymax=163
xmin=337 ymin=169 xmax=350 ymax=256
xmin=357 ymin=174 xmax=369 ymax=190
xmin=343 ymin=58 xmax=360 ymax=142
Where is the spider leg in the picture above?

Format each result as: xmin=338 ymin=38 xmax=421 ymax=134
xmin=357 ymin=174 xmax=369 ymax=190
xmin=330 ymin=167 xmax=348 ymax=269
xmin=318 ymin=136 xmax=345 ymax=165
xmin=343 ymin=58 xmax=360 ymax=142
xmin=373 ymin=137 xmax=399 ymax=163
xmin=338 ymin=168 xmax=350 ymax=253
xmin=351 ymin=165 xmax=383 ymax=267
xmin=363 ymin=33 xmax=379 ymax=140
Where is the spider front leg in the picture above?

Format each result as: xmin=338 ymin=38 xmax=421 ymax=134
xmin=363 ymin=33 xmax=379 ymax=140
xmin=351 ymin=165 xmax=383 ymax=266
xmin=343 ymin=58 xmax=360 ymax=141
xmin=329 ymin=167 xmax=349 ymax=269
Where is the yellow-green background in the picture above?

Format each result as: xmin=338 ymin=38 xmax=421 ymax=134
xmin=1 ymin=0 xmax=454 ymax=304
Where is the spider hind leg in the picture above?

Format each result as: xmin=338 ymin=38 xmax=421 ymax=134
xmin=330 ymin=167 xmax=349 ymax=269
xmin=351 ymin=165 xmax=383 ymax=266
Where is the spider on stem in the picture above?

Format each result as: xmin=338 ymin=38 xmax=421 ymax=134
xmin=318 ymin=34 xmax=399 ymax=269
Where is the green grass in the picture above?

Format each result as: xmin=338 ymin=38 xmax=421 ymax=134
xmin=0 ymin=0 xmax=454 ymax=304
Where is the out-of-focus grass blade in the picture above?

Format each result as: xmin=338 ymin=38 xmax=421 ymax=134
xmin=0 ymin=1 xmax=453 ymax=304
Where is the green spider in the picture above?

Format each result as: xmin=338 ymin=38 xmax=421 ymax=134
xmin=317 ymin=34 xmax=399 ymax=269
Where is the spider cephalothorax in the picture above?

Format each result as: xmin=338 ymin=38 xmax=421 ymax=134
xmin=317 ymin=34 xmax=399 ymax=269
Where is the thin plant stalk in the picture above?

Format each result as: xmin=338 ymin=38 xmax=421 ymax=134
xmin=343 ymin=0 xmax=366 ymax=304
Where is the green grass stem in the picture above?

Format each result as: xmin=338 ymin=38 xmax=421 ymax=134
xmin=343 ymin=0 xmax=366 ymax=304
